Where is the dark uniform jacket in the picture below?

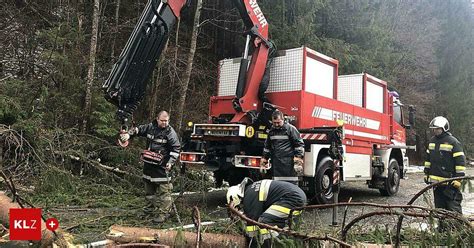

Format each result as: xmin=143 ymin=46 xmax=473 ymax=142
xmin=242 ymin=180 xmax=306 ymax=237
xmin=136 ymin=121 xmax=181 ymax=182
xmin=424 ymin=132 xmax=466 ymax=183
xmin=262 ymin=123 xmax=304 ymax=182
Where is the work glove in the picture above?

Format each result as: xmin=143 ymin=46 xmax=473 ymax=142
xmin=119 ymin=131 xmax=130 ymax=142
xmin=260 ymin=158 xmax=269 ymax=168
xmin=450 ymin=180 xmax=461 ymax=189
xmin=423 ymin=175 xmax=431 ymax=185
xmin=260 ymin=158 xmax=269 ymax=174
xmin=128 ymin=127 xmax=138 ymax=135
xmin=294 ymin=157 xmax=304 ymax=167
xmin=294 ymin=157 xmax=304 ymax=176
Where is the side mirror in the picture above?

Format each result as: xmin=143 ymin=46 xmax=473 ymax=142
xmin=408 ymin=105 xmax=416 ymax=127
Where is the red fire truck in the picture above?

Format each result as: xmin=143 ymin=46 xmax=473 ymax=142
xmin=101 ymin=0 xmax=415 ymax=204
xmin=181 ymin=46 xmax=415 ymax=203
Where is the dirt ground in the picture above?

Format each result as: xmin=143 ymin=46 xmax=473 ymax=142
xmin=303 ymin=166 xmax=474 ymax=228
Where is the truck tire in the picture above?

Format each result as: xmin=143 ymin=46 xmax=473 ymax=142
xmin=314 ymin=157 xmax=334 ymax=204
xmin=379 ymin=158 xmax=400 ymax=196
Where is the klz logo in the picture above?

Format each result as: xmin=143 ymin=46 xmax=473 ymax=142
xmin=9 ymin=208 xmax=42 ymax=240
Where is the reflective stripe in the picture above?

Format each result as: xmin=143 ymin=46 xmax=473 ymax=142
xmin=169 ymin=152 xmax=179 ymax=158
xmin=265 ymin=208 xmax=288 ymax=218
xmin=455 ymin=166 xmax=466 ymax=172
xmin=453 ymin=152 xmax=465 ymax=157
xmin=259 ymin=180 xmax=272 ymax=201
xmin=246 ymin=226 xmax=279 ymax=239
xmin=143 ymin=175 xmax=169 ymax=182
xmin=263 ymin=148 xmax=270 ymax=153
xmin=269 ymin=205 xmax=302 ymax=215
xmin=429 ymin=175 xmax=448 ymax=182
xmin=246 ymin=225 xmax=258 ymax=232
xmin=261 ymin=230 xmax=279 ymax=240
xmin=245 ymin=225 xmax=259 ymax=237
xmin=153 ymin=138 xmax=168 ymax=144
xmin=426 ymin=149 xmax=430 ymax=154
xmin=260 ymin=233 xmax=272 ymax=240
xmin=439 ymin=144 xmax=453 ymax=151
xmin=270 ymin=135 xmax=289 ymax=140
xmin=270 ymin=205 xmax=291 ymax=214
xmin=247 ymin=232 xmax=258 ymax=237
xmin=428 ymin=143 xmax=435 ymax=150
xmin=424 ymin=161 xmax=431 ymax=167
xmin=273 ymin=176 xmax=299 ymax=181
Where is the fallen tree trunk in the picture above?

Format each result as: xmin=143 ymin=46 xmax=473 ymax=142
xmin=107 ymin=225 xmax=246 ymax=248
xmin=0 ymin=191 xmax=72 ymax=247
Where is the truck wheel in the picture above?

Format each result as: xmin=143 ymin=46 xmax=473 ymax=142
xmin=379 ymin=158 xmax=400 ymax=196
xmin=314 ymin=157 xmax=334 ymax=204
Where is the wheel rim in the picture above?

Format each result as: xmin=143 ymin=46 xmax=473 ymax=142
xmin=321 ymin=170 xmax=333 ymax=198
xmin=389 ymin=167 xmax=400 ymax=192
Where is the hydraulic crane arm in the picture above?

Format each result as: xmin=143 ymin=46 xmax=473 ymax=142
xmin=103 ymin=0 xmax=273 ymax=124
xmin=102 ymin=0 xmax=189 ymax=123
xmin=230 ymin=0 xmax=274 ymax=123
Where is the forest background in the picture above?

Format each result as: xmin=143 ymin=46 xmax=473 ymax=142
xmin=1 ymin=0 xmax=473 ymax=157
xmin=2 ymin=0 xmax=473 ymax=159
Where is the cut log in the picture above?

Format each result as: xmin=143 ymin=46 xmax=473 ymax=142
xmin=0 ymin=191 xmax=72 ymax=247
xmin=112 ymin=243 xmax=169 ymax=248
xmin=107 ymin=225 xmax=245 ymax=248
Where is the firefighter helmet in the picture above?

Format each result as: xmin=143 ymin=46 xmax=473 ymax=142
xmin=226 ymin=177 xmax=253 ymax=206
xmin=429 ymin=116 xmax=449 ymax=132
xmin=226 ymin=185 xmax=243 ymax=206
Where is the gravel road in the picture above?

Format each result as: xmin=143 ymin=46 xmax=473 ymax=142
xmin=183 ymin=166 xmax=474 ymax=227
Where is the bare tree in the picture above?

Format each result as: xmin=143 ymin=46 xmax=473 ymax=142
xmin=77 ymin=0 xmax=84 ymax=34
xmin=111 ymin=0 xmax=121 ymax=58
xmin=167 ymin=19 xmax=181 ymax=116
xmin=148 ymin=40 xmax=169 ymax=119
xmin=82 ymin=0 xmax=100 ymax=132
xmin=175 ymin=0 xmax=203 ymax=132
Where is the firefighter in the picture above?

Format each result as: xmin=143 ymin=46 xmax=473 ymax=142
xmin=120 ymin=111 xmax=181 ymax=223
xmin=227 ymin=178 xmax=307 ymax=247
xmin=261 ymin=110 xmax=305 ymax=184
xmin=423 ymin=116 xmax=466 ymax=216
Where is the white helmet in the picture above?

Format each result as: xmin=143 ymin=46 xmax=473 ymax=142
xmin=226 ymin=185 xmax=244 ymax=206
xmin=226 ymin=177 xmax=252 ymax=206
xmin=429 ymin=116 xmax=449 ymax=132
